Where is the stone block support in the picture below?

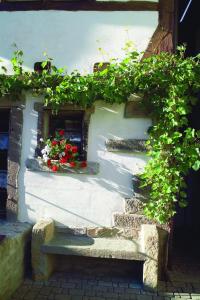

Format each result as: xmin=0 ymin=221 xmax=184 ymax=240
xmin=32 ymin=219 xmax=55 ymax=281
xmin=0 ymin=222 xmax=32 ymax=300
xmin=141 ymin=224 xmax=168 ymax=290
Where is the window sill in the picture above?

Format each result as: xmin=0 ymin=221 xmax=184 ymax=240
xmin=25 ymin=158 xmax=99 ymax=175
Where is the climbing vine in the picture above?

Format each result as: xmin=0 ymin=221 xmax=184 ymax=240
xmin=0 ymin=45 xmax=200 ymax=223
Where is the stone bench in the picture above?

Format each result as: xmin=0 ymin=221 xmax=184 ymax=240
xmin=32 ymin=219 xmax=168 ymax=290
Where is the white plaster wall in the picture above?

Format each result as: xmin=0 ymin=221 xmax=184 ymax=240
xmin=0 ymin=10 xmax=158 ymax=73
xmin=0 ymin=9 xmax=157 ymax=226
xmin=18 ymin=97 xmax=151 ymax=227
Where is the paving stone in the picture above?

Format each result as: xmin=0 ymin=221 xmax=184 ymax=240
xmin=23 ymin=291 xmax=40 ymax=300
xmin=129 ymin=283 xmax=143 ymax=289
xmin=83 ymin=288 xmax=96 ymax=297
xmin=51 ymin=287 xmax=64 ymax=294
xmin=126 ymin=288 xmax=141 ymax=295
xmin=69 ymin=288 xmax=85 ymax=296
xmin=113 ymin=287 xmax=125 ymax=293
xmin=71 ymin=296 xmax=83 ymax=300
xmin=137 ymin=295 xmax=153 ymax=300
xmin=62 ymin=283 xmax=76 ymax=288
xmin=55 ymin=295 xmax=72 ymax=300
xmin=99 ymin=281 xmax=114 ymax=287
xmin=39 ymin=287 xmax=53 ymax=296
xmin=9 ymin=269 xmax=200 ymax=300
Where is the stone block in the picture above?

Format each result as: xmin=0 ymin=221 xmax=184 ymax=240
xmin=114 ymin=213 xmax=156 ymax=229
xmin=141 ymin=225 xmax=169 ymax=290
xmin=125 ymin=197 xmax=145 ymax=214
xmin=26 ymin=158 xmax=99 ymax=175
xmin=32 ymin=219 xmax=55 ymax=281
xmin=105 ymin=139 xmax=147 ymax=153
xmin=0 ymin=222 xmax=32 ymax=300
xmin=124 ymin=94 xmax=150 ymax=118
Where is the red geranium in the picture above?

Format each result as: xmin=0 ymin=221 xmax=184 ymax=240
xmin=65 ymin=144 xmax=72 ymax=150
xmin=80 ymin=161 xmax=87 ymax=168
xmin=52 ymin=140 xmax=58 ymax=146
xmin=41 ymin=132 xmax=86 ymax=171
xmin=60 ymin=157 xmax=68 ymax=164
xmin=71 ymin=145 xmax=78 ymax=153
xmin=51 ymin=165 xmax=59 ymax=172
xmin=47 ymin=159 xmax=52 ymax=167
xmin=69 ymin=161 xmax=76 ymax=168
xmin=59 ymin=130 xmax=65 ymax=136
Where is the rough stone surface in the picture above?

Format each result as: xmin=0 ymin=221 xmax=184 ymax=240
xmin=26 ymin=158 xmax=99 ymax=175
xmin=0 ymin=221 xmax=32 ymax=300
xmin=125 ymin=197 xmax=145 ymax=214
xmin=57 ymin=226 xmax=138 ymax=240
xmin=7 ymin=105 xmax=24 ymax=221
xmin=105 ymin=139 xmax=147 ymax=153
xmin=124 ymin=94 xmax=150 ymax=118
xmin=141 ymin=225 xmax=169 ymax=291
xmin=32 ymin=219 xmax=55 ymax=281
xmin=114 ymin=213 xmax=156 ymax=229
xmin=114 ymin=214 xmax=170 ymax=233
xmin=41 ymin=233 xmax=144 ymax=261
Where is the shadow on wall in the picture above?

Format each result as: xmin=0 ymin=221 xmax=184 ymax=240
xmin=19 ymin=157 xmax=135 ymax=227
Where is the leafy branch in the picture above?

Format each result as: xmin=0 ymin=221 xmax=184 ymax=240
xmin=0 ymin=46 xmax=200 ymax=223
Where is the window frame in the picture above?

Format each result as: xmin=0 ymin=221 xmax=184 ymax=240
xmin=34 ymin=103 xmax=94 ymax=162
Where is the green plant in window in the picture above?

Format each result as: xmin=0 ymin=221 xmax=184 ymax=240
xmin=41 ymin=130 xmax=87 ymax=172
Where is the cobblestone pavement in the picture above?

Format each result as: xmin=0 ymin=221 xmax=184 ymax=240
xmin=10 ymin=271 xmax=200 ymax=300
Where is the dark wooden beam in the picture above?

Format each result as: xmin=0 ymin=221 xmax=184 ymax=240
xmin=0 ymin=1 xmax=158 ymax=12
xmin=143 ymin=0 xmax=175 ymax=58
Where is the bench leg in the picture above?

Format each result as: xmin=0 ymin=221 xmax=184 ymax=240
xmin=32 ymin=219 xmax=55 ymax=281
xmin=141 ymin=224 xmax=168 ymax=290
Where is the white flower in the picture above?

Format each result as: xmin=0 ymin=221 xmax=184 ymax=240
xmin=40 ymin=138 xmax=44 ymax=142
xmin=59 ymin=153 xmax=63 ymax=158
xmin=43 ymin=154 xmax=49 ymax=162
xmin=41 ymin=149 xmax=46 ymax=155
xmin=62 ymin=152 xmax=65 ymax=156
xmin=45 ymin=145 xmax=51 ymax=154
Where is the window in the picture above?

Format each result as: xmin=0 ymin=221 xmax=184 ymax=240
xmin=48 ymin=110 xmax=85 ymax=160
xmin=34 ymin=104 xmax=94 ymax=161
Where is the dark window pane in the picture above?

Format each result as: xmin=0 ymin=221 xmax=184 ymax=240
xmin=0 ymin=171 xmax=7 ymax=189
xmin=0 ymin=110 xmax=10 ymax=133
xmin=0 ymin=188 xmax=7 ymax=219
xmin=0 ymin=151 xmax=8 ymax=170
xmin=0 ymin=133 xmax=9 ymax=150
xmin=49 ymin=111 xmax=84 ymax=156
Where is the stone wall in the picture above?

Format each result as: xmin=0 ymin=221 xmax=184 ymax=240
xmin=0 ymin=222 xmax=32 ymax=300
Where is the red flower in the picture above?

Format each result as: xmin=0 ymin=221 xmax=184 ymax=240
xmin=52 ymin=140 xmax=58 ymax=146
xmin=65 ymin=144 xmax=72 ymax=150
xmin=47 ymin=159 xmax=52 ymax=167
xmin=59 ymin=130 xmax=65 ymax=136
xmin=60 ymin=157 xmax=68 ymax=164
xmin=80 ymin=161 xmax=87 ymax=168
xmin=69 ymin=161 xmax=76 ymax=168
xmin=71 ymin=146 xmax=78 ymax=153
xmin=51 ymin=165 xmax=59 ymax=172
